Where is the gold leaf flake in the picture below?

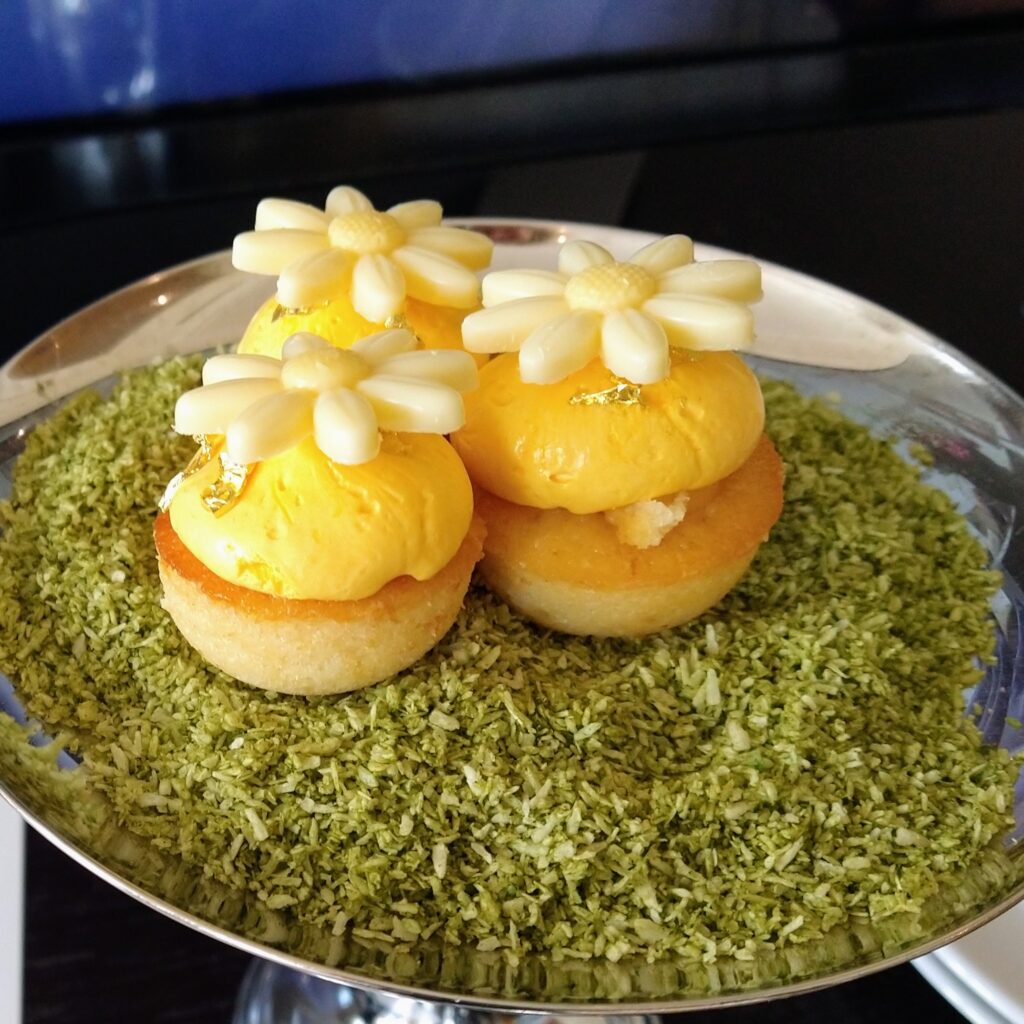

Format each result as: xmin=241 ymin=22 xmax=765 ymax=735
xmin=201 ymin=454 xmax=251 ymax=516
xmin=157 ymin=435 xmax=214 ymax=511
xmin=271 ymin=304 xmax=312 ymax=322
xmin=568 ymin=381 xmax=643 ymax=407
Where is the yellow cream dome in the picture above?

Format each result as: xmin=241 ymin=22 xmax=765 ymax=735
xmin=452 ymin=349 xmax=765 ymax=515
xmin=167 ymin=434 xmax=473 ymax=601
xmin=237 ymin=294 xmax=471 ymax=357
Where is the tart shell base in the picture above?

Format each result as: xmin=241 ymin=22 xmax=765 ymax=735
xmin=155 ymin=512 xmax=485 ymax=695
xmin=480 ymin=548 xmax=756 ymax=637
xmin=473 ymin=435 xmax=784 ymax=637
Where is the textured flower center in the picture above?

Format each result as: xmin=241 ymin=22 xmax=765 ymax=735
xmin=328 ymin=210 xmax=405 ymax=254
xmin=564 ymin=262 xmax=656 ymax=312
xmin=280 ymin=348 xmax=369 ymax=391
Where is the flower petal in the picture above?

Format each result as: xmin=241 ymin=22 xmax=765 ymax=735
xmin=281 ymin=348 xmax=369 ymax=391
xmin=277 ymin=248 xmax=354 ymax=308
xmin=357 ymin=376 xmax=465 ymax=434
xmin=374 ymin=349 xmax=478 ymax=393
xmin=658 ymin=259 xmax=762 ymax=302
xmin=174 ymin=378 xmax=282 ymax=436
xmin=642 ymin=295 xmax=754 ymax=351
xmin=282 ymin=332 xmax=332 ymax=359
xmin=391 ymin=246 xmax=480 ymax=308
xmin=387 ymin=199 xmax=443 ymax=231
xmin=325 ymin=185 xmax=373 ymax=216
xmin=314 ymin=389 xmax=381 ymax=465
xmin=232 ymin=229 xmax=330 ymax=275
xmin=629 ymin=234 xmax=693 ymax=274
xmin=519 ymin=311 xmax=601 ymax=385
xmin=406 ymin=226 xmax=493 ymax=270
xmin=226 ymin=389 xmax=316 ymax=464
xmin=601 ymin=310 xmax=670 ymax=384
xmin=202 ymin=354 xmax=281 ymax=386
xmin=350 ymin=328 xmax=419 ymax=365
xmin=558 ymin=241 xmax=614 ymax=276
xmin=254 ymin=198 xmax=331 ymax=232
xmin=351 ymin=254 xmax=406 ymax=323
xmin=461 ymin=296 xmax=570 ymax=353
xmin=481 ymin=269 xmax=566 ymax=307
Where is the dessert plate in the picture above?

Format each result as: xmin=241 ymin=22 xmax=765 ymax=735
xmin=915 ymin=901 xmax=1024 ymax=1024
xmin=1 ymin=220 xmax=1023 ymax=1013
xmin=913 ymin=955 xmax=1012 ymax=1024
xmin=0 ymin=789 xmax=24 ymax=1024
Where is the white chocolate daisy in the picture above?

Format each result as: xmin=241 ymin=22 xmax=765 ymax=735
xmin=231 ymin=186 xmax=493 ymax=317
xmin=174 ymin=329 xmax=478 ymax=466
xmin=462 ymin=236 xmax=761 ymax=385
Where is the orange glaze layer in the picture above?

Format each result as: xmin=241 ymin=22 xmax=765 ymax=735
xmin=155 ymin=511 xmax=485 ymax=623
xmin=475 ymin=435 xmax=784 ymax=591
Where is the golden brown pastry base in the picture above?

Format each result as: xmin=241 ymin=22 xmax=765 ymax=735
xmin=481 ymin=549 xmax=758 ymax=638
xmin=154 ymin=513 xmax=485 ymax=695
xmin=474 ymin=435 xmax=784 ymax=637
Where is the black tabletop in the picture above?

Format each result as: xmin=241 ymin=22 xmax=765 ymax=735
xmin=4 ymin=30 xmax=1024 ymax=1023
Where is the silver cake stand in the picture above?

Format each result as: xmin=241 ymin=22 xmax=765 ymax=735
xmin=231 ymin=961 xmax=656 ymax=1024
xmin=2 ymin=222 xmax=1023 ymax=1022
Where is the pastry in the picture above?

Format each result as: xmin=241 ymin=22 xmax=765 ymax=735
xmin=453 ymin=235 xmax=784 ymax=636
xmin=231 ymin=186 xmax=493 ymax=357
xmin=1 ymin=261 xmax=1014 ymax=973
xmin=155 ymin=329 xmax=483 ymax=694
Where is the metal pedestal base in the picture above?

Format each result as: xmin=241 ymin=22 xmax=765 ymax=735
xmin=232 ymin=960 xmax=658 ymax=1024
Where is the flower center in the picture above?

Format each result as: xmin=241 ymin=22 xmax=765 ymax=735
xmin=281 ymin=348 xmax=370 ymax=391
xmin=564 ymin=262 xmax=656 ymax=312
xmin=328 ymin=211 xmax=405 ymax=254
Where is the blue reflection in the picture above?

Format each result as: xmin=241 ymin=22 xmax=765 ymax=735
xmin=0 ymin=0 xmax=796 ymax=124
xmin=0 ymin=676 xmax=80 ymax=769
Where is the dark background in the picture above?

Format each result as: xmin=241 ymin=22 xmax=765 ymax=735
xmin=4 ymin=2 xmax=1024 ymax=1021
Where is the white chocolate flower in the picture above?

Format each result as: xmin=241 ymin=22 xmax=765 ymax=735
xmin=231 ymin=186 xmax=493 ymax=317
xmin=462 ymin=237 xmax=761 ymax=385
xmin=174 ymin=329 xmax=478 ymax=466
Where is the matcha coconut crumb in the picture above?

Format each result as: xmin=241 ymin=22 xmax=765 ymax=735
xmin=0 ymin=358 xmax=1018 ymax=965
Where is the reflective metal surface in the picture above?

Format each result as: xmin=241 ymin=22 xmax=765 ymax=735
xmin=1 ymin=221 xmax=1023 ymax=1012
xmin=232 ymin=960 xmax=656 ymax=1024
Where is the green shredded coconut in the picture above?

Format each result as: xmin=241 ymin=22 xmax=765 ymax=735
xmin=0 ymin=357 xmax=1017 ymax=970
